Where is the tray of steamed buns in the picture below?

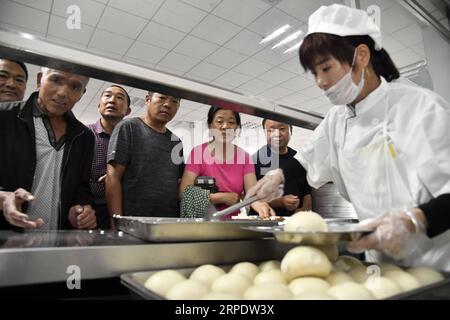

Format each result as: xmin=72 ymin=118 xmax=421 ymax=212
xmin=241 ymin=211 xmax=373 ymax=245
xmin=120 ymin=244 xmax=448 ymax=300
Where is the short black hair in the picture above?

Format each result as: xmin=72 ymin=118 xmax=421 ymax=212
xmin=207 ymin=106 xmax=241 ymax=128
xmin=1 ymin=58 xmax=28 ymax=80
xmin=102 ymin=85 xmax=130 ymax=107
xmin=262 ymin=118 xmax=292 ymax=132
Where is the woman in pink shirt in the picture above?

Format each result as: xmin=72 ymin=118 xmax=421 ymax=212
xmin=179 ymin=106 xmax=275 ymax=219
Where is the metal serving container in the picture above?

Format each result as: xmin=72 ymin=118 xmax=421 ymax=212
xmin=241 ymin=218 xmax=370 ymax=245
xmin=115 ymin=216 xmax=278 ymax=242
xmin=121 ymin=265 xmax=450 ymax=300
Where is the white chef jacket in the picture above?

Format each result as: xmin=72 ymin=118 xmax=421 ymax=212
xmin=299 ymin=77 xmax=450 ymax=270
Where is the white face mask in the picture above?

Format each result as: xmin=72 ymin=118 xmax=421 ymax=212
xmin=323 ymin=50 xmax=365 ymax=105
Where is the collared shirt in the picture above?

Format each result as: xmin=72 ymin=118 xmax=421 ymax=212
xmin=26 ymin=98 xmax=65 ymax=229
xmin=88 ymin=119 xmax=110 ymax=204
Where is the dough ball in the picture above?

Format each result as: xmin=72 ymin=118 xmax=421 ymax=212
xmin=166 ymin=279 xmax=209 ymax=300
xmin=229 ymin=262 xmax=259 ymax=280
xmin=244 ymin=283 xmax=292 ymax=300
xmin=314 ymin=245 xmax=339 ymax=262
xmin=327 ymin=282 xmax=375 ymax=300
xmin=364 ymin=276 xmax=402 ymax=299
xmin=201 ymin=292 xmax=241 ymax=300
xmin=288 ymin=277 xmax=330 ymax=296
xmin=407 ymin=267 xmax=444 ymax=286
xmin=378 ymin=262 xmax=403 ymax=274
xmin=189 ymin=264 xmax=225 ymax=288
xmin=284 ymin=211 xmax=328 ymax=232
xmin=326 ymin=271 xmax=354 ymax=286
xmin=292 ymin=292 xmax=335 ymax=300
xmin=144 ymin=270 xmax=186 ymax=297
xmin=333 ymin=255 xmax=364 ymax=272
xmin=211 ymin=273 xmax=252 ymax=296
xmin=383 ymin=270 xmax=421 ymax=292
xmin=259 ymin=260 xmax=281 ymax=272
xmin=253 ymin=270 xmax=287 ymax=285
xmin=281 ymin=246 xmax=332 ymax=281
xmin=349 ymin=265 xmax=371 ymax=283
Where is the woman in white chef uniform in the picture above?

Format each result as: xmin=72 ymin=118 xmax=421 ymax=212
xmin=247 ymin=4 xmax=450 ymax=271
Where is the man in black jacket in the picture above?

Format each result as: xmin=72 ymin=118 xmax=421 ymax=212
xmin=0 ymin=67 xmax=96 ymax=230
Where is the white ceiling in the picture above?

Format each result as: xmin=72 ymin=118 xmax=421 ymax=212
xmin=0 ymin=0 xmax=440 ymax=152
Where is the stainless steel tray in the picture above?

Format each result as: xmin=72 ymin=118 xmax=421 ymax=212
xmin=241 ymin=223 xmax=373 ymax=245
xmin=115 ymin=216 xmax=277 ymax=242
xmin=121 ymin=265 xmax=450 ymax=300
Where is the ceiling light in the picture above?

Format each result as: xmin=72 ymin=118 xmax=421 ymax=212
xmin=259 ymin=24 xmax=290 ymax=44
xmin=272 ymin=30 xmax=303 ymax=49
xmin=283 ymin=40 xmax=302 ymax=54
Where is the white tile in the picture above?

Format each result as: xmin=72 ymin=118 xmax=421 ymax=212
xmin=184 ymin=73 xmax=211 ymax=83
xmin=232 ymin=58 xmax=273 ymax=77
xmin=153 ymin=0 xmax=207 ymax=32
xmin=391 ymin=24 xmax=424 ymax=47
xmin=257 ymin=67 xmax=296 ymax=85
xmin=46 ymin=35 xmax=89 ymax=51
xmin=247 ymin=7 xmax=302 ymax=37
xmin=12 ymin=0 xmax=53 ymax=11
xmin=86 ymin=46 xmax=124 ymax=60
xmin=52 ymin=0 xmax=105 ymax=27
xmin=382 ymin=34 xmax=406 ymax=54
xmin=224 ymin=29 xmax=265 ymax=55
xmin=279 ymin=92 xmax=312 ymax=106
xmin=300 ymin=97 xmax=329 ymax=111
xmin=204 ymin=47 xmax=248 ymax=69
xmin=279 ymin=57 xmax=303 ymax=74
xmin=213 ymin=71 xmax=252 ymax=87
xmin=89 ymin=29 xmax=134 ymax=55
xmin=85 ymin=78 xmax=105 ymax=90
xmin=97 ymin=7 xmax=147 ymax=39
xmin=252 ymin=46 xmax=292 ymax=66
xmin=173 ymin=35 xmax=219 ymax=60
xmin=185 ymin=62 xmax=227 ymax=81
xmin=121 ymin=56 xmax=156 ymax=69
xmin=154 ymin=64 xmax=185 ymax=76
xmin=191 ymin=14 xmax=241 ymax=45
xmin=158 ymin=51 xmax=201 ymax=73
xmin=379 ymin=3 xmax=417 ymax=34
xmin=410 ymin=42 xmax=425 ymax=58
xmin=48 ymin=14 xmax=94 ymax=45
xmin=300 ymin=85 xmax=323 ymax=98
xmin=237 ymin=78 xmax=273 ymax=94
xmin=108 ymin=0 xmax=163 ymax=19
xmin=125 ymin=41 xmax=169 ymax=64
xmin=212 ymin=0 xmax=270 ymax=27
xmin=261 ymin=86 xmax=293 ymax=100
xmin=391 ymin=48 xmax=423 ymax=68
xmin=138 ymin=22 xmax=186 ymax=50
xmin=179 ymin=0 xmax=221 ymax=12
xmin=276 ymin=0 xmax=336 ymax=23
xmin=279 ymin=75 xmax=314 ymax=91
xmin=0 ymin=1 xmax=49 ymax=34
xmin=128 ymin=87 xmax=150 ymax=99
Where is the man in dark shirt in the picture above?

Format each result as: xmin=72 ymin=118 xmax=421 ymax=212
xmin=253 ymin=119 xmax=312 ymax=216
xmin=88 ymin=85 xmax=131 ymax=229
xmin=106 ymin=92 xmax=184 ymax=227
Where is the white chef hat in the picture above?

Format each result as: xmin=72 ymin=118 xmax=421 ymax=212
xmin=306 ymin=4 xmax=382 ymax=50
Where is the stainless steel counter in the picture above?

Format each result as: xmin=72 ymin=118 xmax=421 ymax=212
xmin=0 ymin=230 xmax=294 ymax=288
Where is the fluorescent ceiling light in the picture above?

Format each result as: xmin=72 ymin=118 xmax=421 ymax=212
xmin=283 ymin=40 xmax=302 ymax=54
xmin=259 ymin=24 xmax=290 ymax=44
xmin=272 ymin=30 xmax=303 ymax=49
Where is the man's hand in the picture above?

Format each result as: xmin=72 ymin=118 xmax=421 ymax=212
xmin=282 ymin=195 xmax=300 ymax=211
xmin=2 ymin=188 xmax=44 ymax=229
xmin=251 ymin=201 xmax=276 ymax=219
xmin=69 ymin=204 xmax=97 ymax=229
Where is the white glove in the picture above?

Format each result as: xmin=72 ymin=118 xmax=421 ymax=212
xmin=347 ymin=211 xmax=427 ymax=260
xmin=245 ymin=169 xmax=284 ymax=202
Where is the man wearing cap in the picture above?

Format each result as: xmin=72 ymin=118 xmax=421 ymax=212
xmin=88 ymin=85 xmax=131 ymax=229
xmin=246 ymin=4 xmax=450 ymax=271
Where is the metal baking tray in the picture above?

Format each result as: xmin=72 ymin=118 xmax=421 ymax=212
xmin=120 ymin=265 xmax=450 ymax=300
xmin=241 ymin=223 xmax=373 ymax=245
xmin=115 ymin=216 xmax=277 ymax=242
